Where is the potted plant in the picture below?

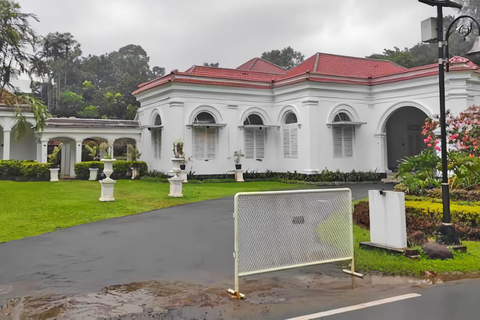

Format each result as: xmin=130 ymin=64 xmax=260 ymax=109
xmin=48 ymin=144 xmax=62 ymax=181
xmin=233 ymin=149 xmax=244 ymax=170
xmin=127 ymin=144 xmax=142 ymax=179
xmin=172 ymin=139 xmax=185 ymax=172
xmin=85 ymin=144 xmax=99 ymax=180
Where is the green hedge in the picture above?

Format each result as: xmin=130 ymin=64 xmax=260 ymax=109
xmin=0 ymin=160 xmax=50 ymax=181
xmin=74 ymin=161 xmax=148 ymax=180
xmin=187 ymin=169 xmax=384 ymax=183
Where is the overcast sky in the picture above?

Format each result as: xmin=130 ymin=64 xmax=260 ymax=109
xmin=20 ymin=0 xmax=459 ymax=73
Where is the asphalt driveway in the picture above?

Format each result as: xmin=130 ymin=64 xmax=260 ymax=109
xmin=0 ymin=183 xmax=393 ymax=298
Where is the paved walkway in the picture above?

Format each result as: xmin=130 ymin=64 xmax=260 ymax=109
xmin=0 ymin=183 xmax=393 ymax=298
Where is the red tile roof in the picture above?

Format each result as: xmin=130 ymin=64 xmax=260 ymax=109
xmin=133 ymin=54 xmax=479 ymax=95
xmin=236 ymin=58 xmax=286 ymax=74
xmin=284 ymin=52 xmax=407 ymax=79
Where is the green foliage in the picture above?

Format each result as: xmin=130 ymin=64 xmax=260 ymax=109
xmin=448 ymin=151 xmax=480 ymax=188
xmin=261 ymin=46 xmax=303 ymax=70
xmin=395 ymin=149 xmax=440 ymax=194
xmin=47 ymin=144 xmax=62 ymax=167
xmin=74 ymin=160 xmax=148 ymax=180
xmin=0 ymin=160 xmax=49 ymax=180
xmin=19 ymin=162 xmax=50 ymax=179
xmin=354 ymin=198 xmax=480 ymax=241
xmin=0 ymin=160 xmax=22 ymax=176
xmin=0 ymin=0 xmax=38 ymax=91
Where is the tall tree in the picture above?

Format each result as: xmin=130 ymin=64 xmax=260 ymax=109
xmin=0 ymin=0 xmax=38 ymax=91
xmin=33 ymin=32 xmax=82 ymax=113
xmin=261 ymin=46 xmax=304 ymax=70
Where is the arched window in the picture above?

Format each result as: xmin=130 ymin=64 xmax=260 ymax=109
xmin=193 ymin=112 xmax=218 ymax=160
xmin=244 ymin=114 xmax=265 ymax=159
xmin=283 ymin=112 xmax=298 ymax=159
xmin=151 ymin=114 xmax=162 ymax=159
xmin=333 ymin=112 xmax=354 ymax=158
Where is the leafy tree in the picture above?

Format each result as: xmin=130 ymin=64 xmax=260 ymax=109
xmin=152 ymin=66 xmax=165 ymax=78
xmin=0 ymin=0 xmax=49 ymax=140
xmin=0 ymin=0 xmax=38 ymax=91
xmin=261 ymin=46 xmax=303 ymax=70
xmin=57 ymin=90 xmax=84 ymax=117
xmin=77 ymin=105 xmax=100 ymax=118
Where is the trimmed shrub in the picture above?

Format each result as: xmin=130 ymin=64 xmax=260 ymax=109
xmin=0 ymin=160 xmax=22 ymax=177
xmin=74 ymin=161 xmax=148 ymax=180
xmin=0 ymin=160 xmax=49 ymax=181
xmin=353 ymin=199 xmax=480 ymax=241
xmin=20 ymin=162 xmax=50 ymax=180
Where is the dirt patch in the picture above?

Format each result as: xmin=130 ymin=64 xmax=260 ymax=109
xmin=2 ymin=271 xmax=480 ymax=319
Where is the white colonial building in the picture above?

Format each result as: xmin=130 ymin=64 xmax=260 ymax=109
xmin=2 ymin=53 xmax=480 ymax=176
xmin=133 ymin=53 xmax=480 ymax=175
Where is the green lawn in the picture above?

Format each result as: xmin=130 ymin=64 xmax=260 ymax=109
xmin=0 ymin=180 xmax=310 ymax=242
xmin=354 ymin=225 xmax=480 ymax=275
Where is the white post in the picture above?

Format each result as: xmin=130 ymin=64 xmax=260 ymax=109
xmin=75 ymin=139 xmax=83 ymax=164
xmin=41 ymin=139 xmax=48 ymax=163
xmin=3 ymin=129 xmax=10 ymax=160
xmin=375 ymin=133 xmax=388 ymax=173
xmin=235 ymin=170 xmax=244 ymax=182
xmin=99 ymin=159 xmax=116 ymax=201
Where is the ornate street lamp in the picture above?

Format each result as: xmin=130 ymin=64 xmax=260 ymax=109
xmin=419 ymin=0 xmax=480 ymax=245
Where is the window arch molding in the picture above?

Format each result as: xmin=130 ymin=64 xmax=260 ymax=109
xmin=239 ymin=107 xmax=270 ymax=126
xmin=277 ymin=105 xmax=300 ymax=124
xmin=327 ymin=104 xmax=360 ymax=125
xmin=149 ymin=109 xmax=163 ymax=126
xmin=188 ymin=105 xmax=224 ymax=125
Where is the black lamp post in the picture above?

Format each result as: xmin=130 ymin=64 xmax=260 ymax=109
xmin=419 ymin=0 xmax=480 ymax=244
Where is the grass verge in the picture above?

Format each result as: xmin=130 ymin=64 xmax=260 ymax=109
xmin=354 ymin=224 xmax=480 ymax=275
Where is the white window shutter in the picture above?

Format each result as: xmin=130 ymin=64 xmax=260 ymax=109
xmin=255 ymin=128 xmax=265 ymax=159
xmin=333 ymin=126 xmax=343 ymax=158
xmin=152 ymin=129 xmax=161 ymax=159
xmin=206 ymin=127 xmax=217 ymax=159
xmin=344 ymin=126 xmax=354 ymax=157
xmin=245 ymin=129 xmax=254 ymax=158
xmin=290 ymin=127 xmax=298 ymax=158
xmin=283 ymin=127 xmax=290 ymax=158
xmin=193 ymin=127 xmax=204 ymax=159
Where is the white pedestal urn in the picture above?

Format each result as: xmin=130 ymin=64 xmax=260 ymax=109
xmin=168 ymin=176 xmax=184 ymax=197
xmin=88 ymin=168 xmax=98 ymax=181
xmin=171 ymin=158 xmax=183 ymax=172
xmin=178 ymin=170 xmax=188 ymax=183
xmin=50 ymin=168 xmax=59 ymax=182
xmin=99 ymin=159 xmax=116 ymax=202
xmin=235 ymin=169 xmax=244 ymax=182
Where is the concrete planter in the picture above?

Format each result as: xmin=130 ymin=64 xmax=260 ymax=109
xmin=50 ymin=168 xmax=59 ymax=182
xmin=89 ymin=168 xmax=99 ymax=180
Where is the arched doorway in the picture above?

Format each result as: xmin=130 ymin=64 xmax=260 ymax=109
xmin=386 ymin=107 xmax=428 ymax=170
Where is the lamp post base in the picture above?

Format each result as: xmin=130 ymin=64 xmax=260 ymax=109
xmin=437 ymin=223 xmax=460 ymax=245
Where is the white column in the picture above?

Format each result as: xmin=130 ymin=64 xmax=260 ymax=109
xmin=374 ymin=133 xmax=388 ymax=173
xmin=75 ymin=139 xmax=83 ymax=164
xmin=3 ymin=129 xmax=10 ymax=160
xmin=108 ymin=139 xmax=115 ymax=158
xmin=41 ymin=139 xmax=48 ymax=163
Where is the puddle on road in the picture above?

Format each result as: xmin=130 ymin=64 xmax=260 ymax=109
xmin=2 ymin=271 xmax=479 ymax=319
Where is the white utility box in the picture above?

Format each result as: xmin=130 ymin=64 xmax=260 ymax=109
xmin=368 ymin=190 xmax=407 ymax=249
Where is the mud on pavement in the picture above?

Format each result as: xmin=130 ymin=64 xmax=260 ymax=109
xmin=1 ymin=265 xmax=458 ymax=320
